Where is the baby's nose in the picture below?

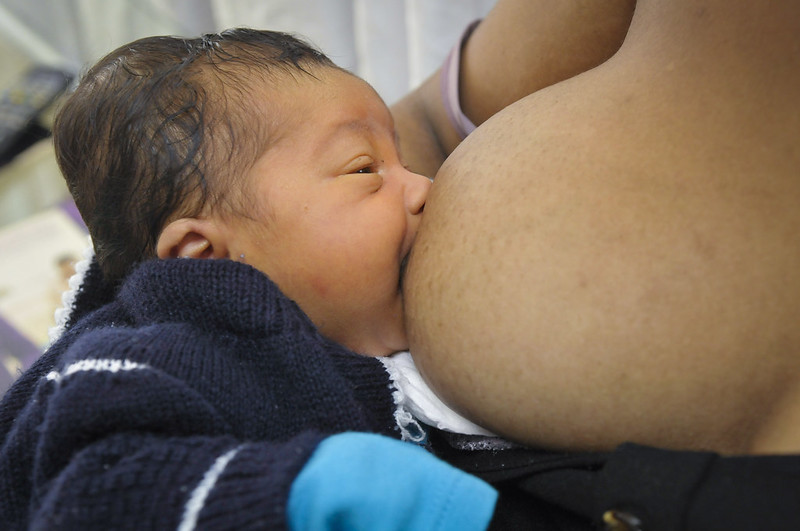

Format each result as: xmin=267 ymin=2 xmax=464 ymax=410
xmin=403 ymin=169 xmax=431 ymax=215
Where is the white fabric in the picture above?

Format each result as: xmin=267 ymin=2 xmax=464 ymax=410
xmin=381 ymin=350 xmax=494 ymax=437
xmin=48 ymin=236 xmax=93 ymax=345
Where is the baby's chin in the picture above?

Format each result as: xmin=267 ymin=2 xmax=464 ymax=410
xmin=360 ymin=330 xmax=409 ymax=358
xmin=344 ymin=318 xmax=408 ymax=357
xmin=327 ymin=293 xmax=408 ymax=356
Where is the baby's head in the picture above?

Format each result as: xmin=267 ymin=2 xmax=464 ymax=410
xmin=55 ymin=28 xmax=430 ymax=356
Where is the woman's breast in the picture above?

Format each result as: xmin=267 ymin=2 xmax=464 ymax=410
xmin=402 ymin=61 xmax=800 ymax=451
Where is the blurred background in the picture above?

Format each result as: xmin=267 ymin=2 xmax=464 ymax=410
xmin=0 ymin=0 xmax=495 ymax=393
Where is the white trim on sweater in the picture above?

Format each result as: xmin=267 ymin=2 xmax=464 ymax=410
xmin=178 ymin=445 xmax=243 ymax=531
xmin=45 ymin=358 xmax=150 ymax=382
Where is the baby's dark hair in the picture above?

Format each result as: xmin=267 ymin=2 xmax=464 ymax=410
xmin=54 ymin=28 xmax=337 ymax=286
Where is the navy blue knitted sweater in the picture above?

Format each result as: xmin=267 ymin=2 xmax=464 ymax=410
xmin=0 ymin=258 xmax=399 ymax=530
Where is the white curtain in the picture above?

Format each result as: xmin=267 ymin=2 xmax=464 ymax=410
xmin=0 ymin=0 xmax=495 ymax=104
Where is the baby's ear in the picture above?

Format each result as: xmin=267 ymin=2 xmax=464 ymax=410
xmin=156 ymin=218 xmax=229 ymax=260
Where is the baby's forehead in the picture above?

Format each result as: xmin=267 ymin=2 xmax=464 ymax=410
xmin=252 ymin=69 xmax=392 ymax=136
xmin=226 ymin=71 xmax=310 ymax=148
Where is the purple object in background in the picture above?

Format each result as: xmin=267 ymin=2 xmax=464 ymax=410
xmin=60 ymin=198 xmax=87 ymax=231
xmin=0 ymin=313 xmax=41 ymax=396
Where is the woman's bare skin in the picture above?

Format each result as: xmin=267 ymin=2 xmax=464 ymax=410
xmin=402 ymin=0 xmax=800 ymax=455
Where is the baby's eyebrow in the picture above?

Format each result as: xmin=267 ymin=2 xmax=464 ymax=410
xmin=311 ymin=120 xmax=369 ymax=156
xmin=314 ymin=111 xmax=398 ymax=158
xmin=317 ymin=119 xmax=371 ymax=148
xmin=317 ymin=119 xmax=396 ymax=154
xmin=336 ymin=119 xmax=372 ymax=135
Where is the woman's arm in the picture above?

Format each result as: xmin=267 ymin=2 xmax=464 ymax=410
xmin=391 ymin=0 xmax=636 ymax=178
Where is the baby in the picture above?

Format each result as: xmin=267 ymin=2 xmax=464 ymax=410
xmin=56 ymin=28 xmax=429 ymax=358
xmin=52 ymin=24 xmax=490 ymax=438
xmin=56 ymin=25 xmax=491 ymax=437
xmin=0 ymin=28 xmax=499 ymax=529
xmin=55 ymin=25 xmax=487 ymax=437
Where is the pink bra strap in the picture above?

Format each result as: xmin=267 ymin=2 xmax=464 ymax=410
xmin=440 ymin=20 xmax=480 ymax=140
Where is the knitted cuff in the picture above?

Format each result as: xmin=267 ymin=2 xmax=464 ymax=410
xmin=196 ymin=431 xmax=325 ymax=530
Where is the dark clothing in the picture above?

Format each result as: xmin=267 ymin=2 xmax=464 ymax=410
xmin=430 ymin=430 xmax=800 ymax=530
xmin=3 ymin=257 xmax=799 ymax=530
xmin=0 ymin=258 xmax=398 ymax=530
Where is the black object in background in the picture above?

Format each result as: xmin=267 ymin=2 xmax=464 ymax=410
xmin=0 ymin=66 xmax=72 ymax=167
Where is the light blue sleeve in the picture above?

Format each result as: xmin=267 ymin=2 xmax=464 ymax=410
xmin=288 ymin=432 xmax=498 ymax=531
